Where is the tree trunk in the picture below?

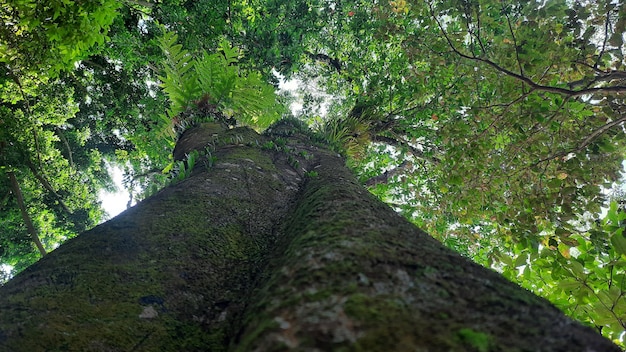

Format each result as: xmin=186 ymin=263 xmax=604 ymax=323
xmin=0 ymin=119 xmax=619 ymax=351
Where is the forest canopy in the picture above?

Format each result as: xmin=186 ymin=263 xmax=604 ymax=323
xmin=0 ymin=0 xmax=625 ymax=346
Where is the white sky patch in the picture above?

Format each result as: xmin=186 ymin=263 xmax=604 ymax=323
xmin=598 ymin=160 xmax=626 ymax=218
xmin=278 ymin=76 xmax=300 ymax=91
xmin=273 ymin=68 xmax=337 ymax=118
xmin=274 ymin=69 xmax=304 ymax=114
xmin=99 ymin=165 xmax=130 ymax=221
xmin=1 ymin=264 xmax=12 ymax=280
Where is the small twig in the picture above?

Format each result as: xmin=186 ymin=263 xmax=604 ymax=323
xmin=505 ymin=13 xmax=524 ymax=79
xmin=594 ymin=7 xmax=613 ymax=69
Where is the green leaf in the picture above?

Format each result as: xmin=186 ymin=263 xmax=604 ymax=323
xmin=568 ymin=261 xmax=586 ymax=279
xmin=558 ymin=279 xmax=582 ymax=291
xmin=449 ymin=175 xmax=463 ymax=186
xmin=610 ymin=233 xmax=626 ymax=256
xmin=514 ymin=253 xmax=528 ymax=267
xmin=162 ymin=161 xmax=174 ymax=174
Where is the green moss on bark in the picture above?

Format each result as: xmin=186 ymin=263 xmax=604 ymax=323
xmin=0 ymin=123 xmax=620 ymax=352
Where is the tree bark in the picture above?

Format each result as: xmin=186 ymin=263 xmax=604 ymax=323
xmin=0 ymin=120 xmax=620 ymax=351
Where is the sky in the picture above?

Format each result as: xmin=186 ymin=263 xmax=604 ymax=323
xmin=98 ymin=165 xmax=130 ymax=220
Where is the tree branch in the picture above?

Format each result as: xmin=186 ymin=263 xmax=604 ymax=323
xmin=365 ymin=160 xmax=410 ymax=186
xmin=429 ymin=4 xmax=626 ymax=97
xmin=577 ymin=116 xmax=626 ymax=153
xmin=304 ymin=51 xmax=343 ymax=73
xmin=594 ymin=6 xmax=613 ymax=70
xmin=533 ymin=115 xmax=626 ymax=166
xmin=128 ymin=168 xmax=161 ymax=182
xmin=505 ymin=13 xmax=524 ymax=79
xmin=55 ymin=127 xmax=74 ymax=168
xmin=8 ymin=171 xmax=47 ymax=257
xmin=372 ymin=135 xmax=440 ymax=164
xmin=568 ymin=70 xmax=626 ymax=89
xmin=25 ymin=159 xmax=73 ymax=215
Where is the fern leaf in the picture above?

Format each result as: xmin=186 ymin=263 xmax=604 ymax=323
xmin=157 ymin=30 xmax=282 ymax=134
xmin=218 ymin=39 xmax=240 ymax=65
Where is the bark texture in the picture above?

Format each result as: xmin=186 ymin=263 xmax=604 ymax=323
xmin=0 ymin=119 xmax=620 ymax=351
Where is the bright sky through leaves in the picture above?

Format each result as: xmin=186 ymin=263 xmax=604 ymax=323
xmin=98 ymin=166 xmax=129 ymax=220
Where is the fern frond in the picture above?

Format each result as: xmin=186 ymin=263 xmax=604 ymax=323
xmin=158 ymin=31 xmax=201 ymax=116
xmin=318 ymin=115 xmax=371 ymax=159
xmin=218 ymin=38 xmax=241 ymax=65
xmin=154 ymin=112 xmax=177 ymax=145
xmin=157 ymin=30 xmax=282 ymax=137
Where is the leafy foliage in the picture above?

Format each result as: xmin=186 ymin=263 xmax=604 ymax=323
xmin=462 ymin=199 xmax=626 ymax=344
xmin=116 ymin=29 xmax=284 ymax=201
xmin=0 ymin=76 xmax=108 ymax=278
xmin=1 ymin=0 xmax=625 ymax=346
xmin=0 ymin=0 xmax=120 ymax=76
xmin=315 ymin=114 xmax=371 ymax=158
xmin=0 ymin=0 xmax=130 ymax=277
xmin=158 ymin=30 xmax=282 ymax=135
xmin=220 ymin=0 xmax=626 ymax=345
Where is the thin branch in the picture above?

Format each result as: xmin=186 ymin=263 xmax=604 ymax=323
xmin=474 ymin=3 xmax=486 ymax=55
xmin=429 ymin=3 xmax=626 ymax=97
xmin=577 ymin=116 xmax=626 ymax=153
xmin=382 ymin=76 xmax=464 ymax=119
xmin=463 ymin=6 xmax=476 ymax=55
xmin=8 ymin=171 xmax=47 ymax=257
xmin=55 ymin=127 xmax=74 ymax=168
xmin=304 ymin=51 xmax=343 ymax=73
xmin=573 ymin=60 xmax=605 ymax=73
xmin=473 ymin=91 xmax=538 ymax=140
xmin=505 ymin=13 xmax=524 ymax=79
xmin=128 ymin=168 xmax=161 ymax=183
xmin=25 ymin=159 xmax=72 ymax=215
xmin=458 ymin=42 xmax=626 ymax=96
xmin=568 ymin=70 xmax=626 ymax=89
xmin=473 ymin=90 xmax=532 ymax=109
xmin=506 ymin=96 xmax=571 ymax=157
xmin=372 ymin=134 xmax=440 ymax=164
xmin=365 ymin=160 xmax=410 ymax=187
xmin=532 ymin=115 xmax=626 ymax=166
xmin=594 ymin=6 xmax=613 ymax=69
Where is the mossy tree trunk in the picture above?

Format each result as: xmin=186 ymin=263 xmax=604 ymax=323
xmin=0 ymin=119 xmax=620 ymax=351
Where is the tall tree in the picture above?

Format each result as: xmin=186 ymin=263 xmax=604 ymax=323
xmin=0 ymin=118 xmax=620 ymax=351
xmin=2 ymin=0 xmax=625 ymax=346
xmin=223 ymin=0 xmax=626 ymax=342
